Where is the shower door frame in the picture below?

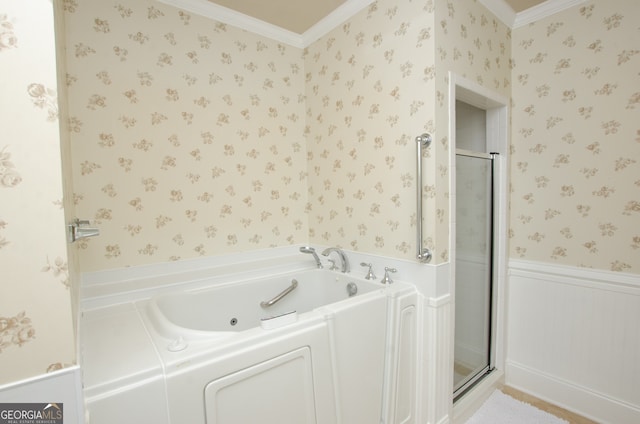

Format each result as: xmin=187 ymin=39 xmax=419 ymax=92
xmin=453 ymin=149 xmax=498 ymax=400
xmin=448 ymin=72 xmax=509 ymax=408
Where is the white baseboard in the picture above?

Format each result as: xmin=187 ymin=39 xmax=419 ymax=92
xmin=506 ymin=361 xmax=640 ymax=424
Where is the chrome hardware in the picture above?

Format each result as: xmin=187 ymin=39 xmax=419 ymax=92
xmin=346 ymin=282 xmax=358 ymax=297
xmin=67 ymin=218 xmax=100 ymax=243
xmin=261 ymin=279 xmax=298 ymax=308
xmin=416 ymin=133 xmax=432 ymax=145
xmin=299 ymin=246 xmax=322 ymax=268
xmin=327 ymin=259 xmax=338 ymax=271
xmin=415 ymin=133 xmax=433 ymax=263
xmin=360 ymin=262 xmax=376 ymax=280
xmin=322 ymin=247 xmax=350 ymax=273
xmin=381 ymin=267 xmax=397 ymax=284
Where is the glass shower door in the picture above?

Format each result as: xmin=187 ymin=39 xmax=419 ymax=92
xmin=453 ymin=151 xmax=494 ymax=398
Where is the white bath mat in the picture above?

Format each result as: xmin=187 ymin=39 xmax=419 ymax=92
xmin=465 ymin=390 xmax=569 ymax=424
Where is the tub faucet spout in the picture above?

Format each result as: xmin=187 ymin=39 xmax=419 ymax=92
xmin=322 ymin=247 xmax=350 ymax=273
xmin=300 ymin=246 xmax=323 ymax=268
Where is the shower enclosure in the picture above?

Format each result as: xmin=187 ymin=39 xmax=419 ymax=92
xmin=453 ymin=149 xmax=496 ymax=399
xmin=448 ymin=75 xmax=509 ymax=412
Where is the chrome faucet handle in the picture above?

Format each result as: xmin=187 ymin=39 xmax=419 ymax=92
xmin=327 ymin=259 xmax=338 ymax=271
xmin=321 ymin=247 xmax=350 ymax=273
xmin=360 ymin=262 xmax=376 ymax=280
xmin=381 ymin=267 xmax=397 ymax=284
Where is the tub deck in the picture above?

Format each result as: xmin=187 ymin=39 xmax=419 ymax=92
xmin=80 ymin=250 xmax=418 ymax=424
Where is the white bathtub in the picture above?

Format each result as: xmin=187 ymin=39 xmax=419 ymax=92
xmin=144 ymin=268 xmax=382 ymax=339
xmin=81 ymin=253 xmax=418 ymax=424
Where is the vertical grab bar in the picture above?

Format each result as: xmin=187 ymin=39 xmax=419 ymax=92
xmin=415 ymin=133 xmax=433 ymax=263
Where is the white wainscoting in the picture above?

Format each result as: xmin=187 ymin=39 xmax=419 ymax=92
xmin=0 ymin=366 xmax=85 ymax=424
xmin=506 ymin=260 xmax=640 ymax=424
xmin=419 ymin=294 xmax=453 ymax=424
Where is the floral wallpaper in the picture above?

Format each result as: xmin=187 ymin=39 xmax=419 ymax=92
xmin=305 ymin=0 xmax=510 ymax=264
xmin=64 ymin=0 xmax=637 ymax=276
xmin=0 ymin=0 xmax=75 ymax=385
xmin=433 ymin=0 xmax=511 ymax=262
xmin=64 ymin=0 xmax=309 ymax=271
xmin=304 ymin=0 xmax=437 ymax=260
xmin=64 ymin=0 xmax=511 ymax=271
xmin=510 ymin=0 xmax=639 ymax=273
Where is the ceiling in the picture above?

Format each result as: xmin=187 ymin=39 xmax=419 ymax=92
xmin=207 ymin=0 xmax=548 ymax=34
xmin=207 ymin=0 xmax=348 ymax=34
xmin=506 ymin=0 xmax=549 ymax=13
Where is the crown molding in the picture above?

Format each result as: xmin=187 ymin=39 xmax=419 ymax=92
xmin=158 ymin=0 xmax=588 ymax=47
xmin=156 ymin=0 xmax=306 ymax=47
xmin=480 ymin=0 xmax=588 ymax=29
xmin=156 ymin=0 xmax=374 ymax=49
xmin=478 ymin=0 xmax=517 ymax=28
xmin=301 ymin=0 xmax=375 ymax=47
xmin=512 ymin=0 xmax=588 ymax=28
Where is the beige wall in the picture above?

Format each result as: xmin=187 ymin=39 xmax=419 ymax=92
xmin=306 ymin=0 xmax=511 ymax=263
xmin=511 ymin=0 xmax=639 ymax=273
xmin=0 ymin=0 xmax=75 ymax=385
xmin=63 ymin=0 xmax=512 ymax=272
xmin=64 ymin=0 xmax=309 ymax=272
xmin=304 ymin=1 xmax=437 ymax=259
xmin=434 ymin=0 xmax=512 ymax=263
